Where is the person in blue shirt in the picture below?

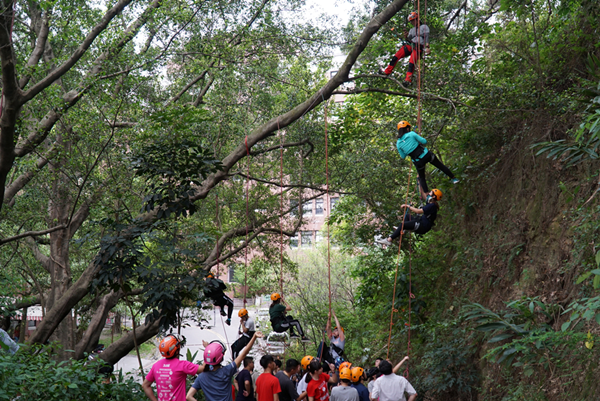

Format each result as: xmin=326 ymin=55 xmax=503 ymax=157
xmin=187 ymin=332 xmax=263 ymax=401
xmin=350 ymin=367 xmax=370 ymax=401
xmin=395 ymin=120 xmax=458 ymax=192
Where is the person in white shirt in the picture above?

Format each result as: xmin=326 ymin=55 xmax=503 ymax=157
xmin=370 ymin=360 xmax=416 ymax=401
xmin=232 ymin=308 xmax=257 ymax=359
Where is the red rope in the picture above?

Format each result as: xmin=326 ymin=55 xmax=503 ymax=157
xmin=325 ymin=104 xmax=332 ymax=316
xmin=278 ymin=119 xmax=284 ymax=297
xmin=386 ymin=170 xmax=412 ymax=360
xmin=216 ymin=194 xmax=220 ymax=276
xmin=244 ymin=136 xmax=250 ymax=308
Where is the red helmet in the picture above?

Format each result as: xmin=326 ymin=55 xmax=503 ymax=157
xmin=159 ymin=335 xmax=183 ymax=359
xmin=408 ymin=12 xmax=419 ymax=21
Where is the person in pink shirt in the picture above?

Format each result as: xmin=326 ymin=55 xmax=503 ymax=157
xmin=142 ymin=334 xmax=204 ymax=401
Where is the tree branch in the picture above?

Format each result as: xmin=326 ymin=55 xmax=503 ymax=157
xmin=170 ymin=0 xmax=270 ymax=103
xmin=249 ymin=139 xmax=314 ymax=157
xmin=19 ymin=6 xmax=50 ymax=89
xmin=20 ymin=0 xmax=136 ymax=104
xmin=5 ymin=144 xmax=57 ymax=205
xmin=0 ymin=225 xmax=67 ymax=246
xmin=446 ymin=0 xmax=468 ymax=31
xmin=231 ymin=172 xmax=354 ymax=195
xmin=203 ymin=191 xmax=325 ymax=269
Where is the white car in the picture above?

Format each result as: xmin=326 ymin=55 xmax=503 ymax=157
xmin=265 ymin=332 xmax=289 ymax=356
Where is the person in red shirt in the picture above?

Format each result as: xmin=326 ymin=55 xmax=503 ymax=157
xmin=306 ymin=359 xmax=337 ymax=401
xmin=256 ymin=355 xmax=282 ymax=401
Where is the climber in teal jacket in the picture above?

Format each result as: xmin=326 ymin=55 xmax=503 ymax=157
xmin=396 ymin=120 xmax=458 ymax=192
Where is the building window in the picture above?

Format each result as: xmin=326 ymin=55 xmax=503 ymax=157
xmin=290 ymin=200 xmax=299 ymax=216
xmin=228 ymin=265 xmax=237 ymax=282
xmin=302 ymin=200 xmax=312 ymax=217
xmin=290 ymin=234 xmax=299 ymax=248
xmin=301 ymin=231 xmax=313 ymax=248
xmin=315 ymin=198 xmax=324 ymax=215
xmin=315 ymin=231 xmax=323 ymax=244
xmin=330 ymin=197 xmax=339 ymax=211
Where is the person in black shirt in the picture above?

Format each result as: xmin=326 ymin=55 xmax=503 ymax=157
xmin=236 ymin=357 xmax=256 ymax=401
xmin=276 ymin=359 xmax=305 ymax=401
xmin=203 ymin=272 xmax=234 ymax=325
xmin=377 ymin=188 xmax=442 ymax=245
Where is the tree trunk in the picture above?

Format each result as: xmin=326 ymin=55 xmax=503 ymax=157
xmin=99 ymin=318 xmax=161 ymax=366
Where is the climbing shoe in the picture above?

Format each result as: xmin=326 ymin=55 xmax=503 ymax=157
xmin=290 ymin=333 xmax=300 ymax=339
xmin=451 ymin=178 xmax=460 ymax=184
xmin=376 ymin=238 xmax=392 ymax=246
xmin=301 ymin=336 xmax=310 ymax=343
xmin=403 ymin=79 xmax=412 ymax=87
xmin=220 ymin=310 xmax=227 ymax=317
xmin=225 ymin=318 xmax=231 ymax=326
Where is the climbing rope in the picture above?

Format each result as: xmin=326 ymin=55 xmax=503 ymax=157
xmin=386 ymin=169 xmax=413 ymax=360
xmin=324 ymin=103 xmax=332 ymax=317
xmin=278 ymin=119 xmax=285 ymax=297
xmin=244 ymin=136 xmax=251 ymax=308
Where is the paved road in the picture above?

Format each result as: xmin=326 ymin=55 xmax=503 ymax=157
xmin=115 ymin=306 xmax=266 ymax=380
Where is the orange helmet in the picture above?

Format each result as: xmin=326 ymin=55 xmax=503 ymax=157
xmin=159 ymin=335 xmax=182 ymax=359
xmin=339 ymin=361 xmax=352 ymax=371
xmin=339 ymin=367 xmax=353 ymax=380
xmin=351 ymin=367 xmax=364 ymax=383
xmin=271 ymin=293 xmax=281 ymax=301
xmin=207 ymin=272 xmax=214 ymax=279
xmin=431 ymin=188 xmax=443 ymax=201
xmin=301 ymin=355 xmax=314 ymax=370
xmin=238 ymin=308 xmax=248 ymax=318
xmin=408 ymin=12 xmax=419 ymax=21
xmin=397 ymin=121 xmax=411 ymax=130
xmin=333 ymin=326 xmax=344 ymax=333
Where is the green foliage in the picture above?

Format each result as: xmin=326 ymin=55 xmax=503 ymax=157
xmin=417 ymin=329 xmax=479 ymax=399
xmin=132 ymin=136 xmax=222 ymax=217
xmin=0 ymin=345 xmax=145 ymax=401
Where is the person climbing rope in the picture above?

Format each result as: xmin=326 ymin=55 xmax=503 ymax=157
xmin=380 ymin=12 xmax=430 ymax=86
xmin=376 ymin=187 xmax=442 ymax=245
xmin=203 ymin=272 xmax=234 ymax=325
xmin=316 ymin=310 xmax=345 ymax=364
xmin=269 ymin=293 xmax=309 ymax=342
xmin=395 ymin=121 xmax=458 ymax=192
xmin=231 ymin=308 xmax=256 ymax=359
